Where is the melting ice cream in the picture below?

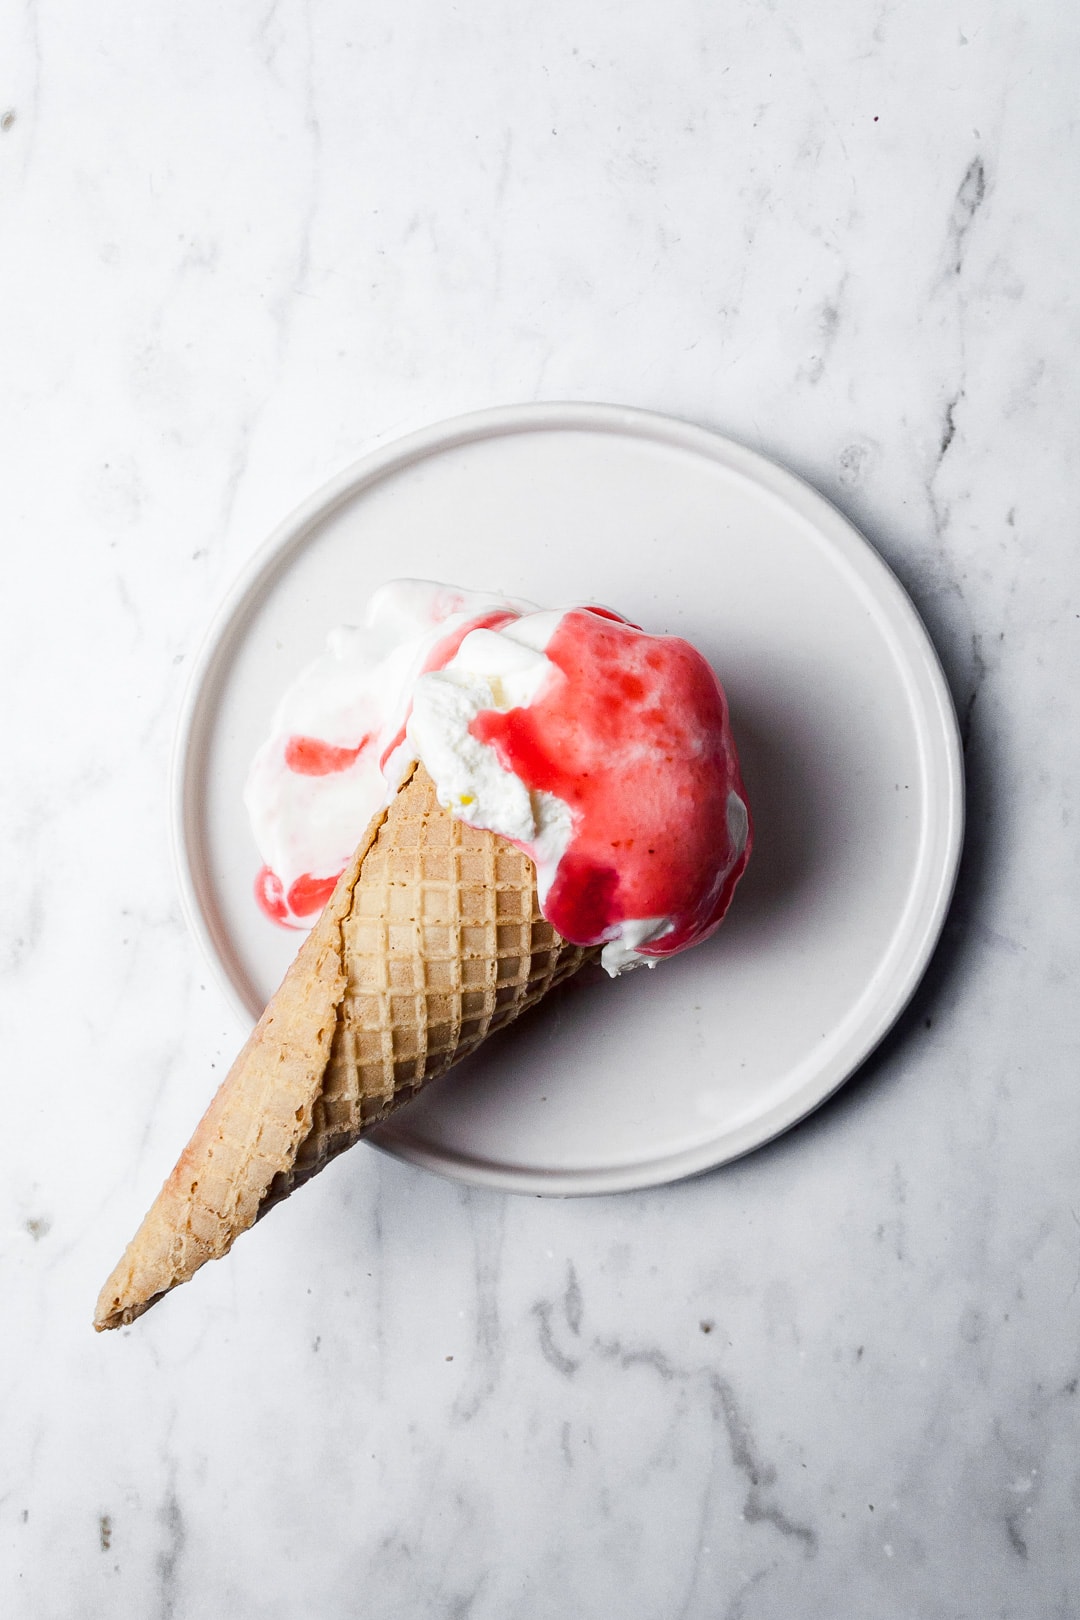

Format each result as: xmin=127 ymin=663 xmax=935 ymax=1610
xmin=245 ymin=580 xmax=750 ymax=974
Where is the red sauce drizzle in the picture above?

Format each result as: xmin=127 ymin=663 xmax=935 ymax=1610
xmin=470 ymin=608 xmax=750 ymax=954
xmin=255 ymin=865 xmax=298 ymax=927
xmin=255 ymin=864 xmax=340 ymax=925
xmin=287 ymin=872 xmax=340 ymax=916
xmin=285 ymin=734 xmax=371 ymax=775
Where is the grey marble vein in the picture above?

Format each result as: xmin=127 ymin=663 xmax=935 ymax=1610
xmin=155 ymin=1471 xmax=186 ymax=1620
xmin=942 ymin=156 xmax=988 ymax=282
xmin=452 ymin=1191 xmax=507 ymax=1423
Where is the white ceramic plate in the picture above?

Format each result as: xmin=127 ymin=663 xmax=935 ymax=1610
xmin=174 ymin=403 xmax=963 ymax=1194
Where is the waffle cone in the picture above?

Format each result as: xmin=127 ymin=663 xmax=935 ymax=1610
xmin=94 ymin=766 xmax=595 ymax=1331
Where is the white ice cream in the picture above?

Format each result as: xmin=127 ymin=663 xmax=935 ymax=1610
xmin=407 ymin=616 xmax=570 ymax=882
xmin=245 ymin=580 xmax=531 ymax=921
xmin=245 ymin=579 xmax=677 ymax=972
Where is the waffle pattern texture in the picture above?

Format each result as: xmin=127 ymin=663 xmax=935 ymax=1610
xmin=94 ymin=766 xmax=594 ymax=1330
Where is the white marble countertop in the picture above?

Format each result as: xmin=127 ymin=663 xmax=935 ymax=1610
xmin=4 ymin=2 xmax=1079 ymax=1615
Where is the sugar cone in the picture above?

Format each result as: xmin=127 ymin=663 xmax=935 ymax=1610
xmin=94 ymin=765 xmax=595 ymax=1330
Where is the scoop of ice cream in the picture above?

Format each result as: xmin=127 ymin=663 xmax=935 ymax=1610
xmin=244 ymin=580 xmax=529 ymax=926
xmin=409 ymin=605 xmax=750 ymax=972
xmin=245 ymin=580 xmax=751 ymax=973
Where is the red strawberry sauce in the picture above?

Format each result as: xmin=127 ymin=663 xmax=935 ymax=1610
xmin=470 ymin=608 xmax=750 ymax=955
xmin=284 ymin=735 xmax=371 ymax=775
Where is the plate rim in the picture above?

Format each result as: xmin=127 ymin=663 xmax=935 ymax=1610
xmin=171 ymin=401 xmax=965 ymax=1195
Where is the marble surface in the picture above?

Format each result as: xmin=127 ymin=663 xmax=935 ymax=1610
xmin=3 ymin=1 xmax=1079 ymax=1615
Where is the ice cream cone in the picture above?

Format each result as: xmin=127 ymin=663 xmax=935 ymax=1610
xmin=94 ymin=765 xmax=595 ymax=1330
